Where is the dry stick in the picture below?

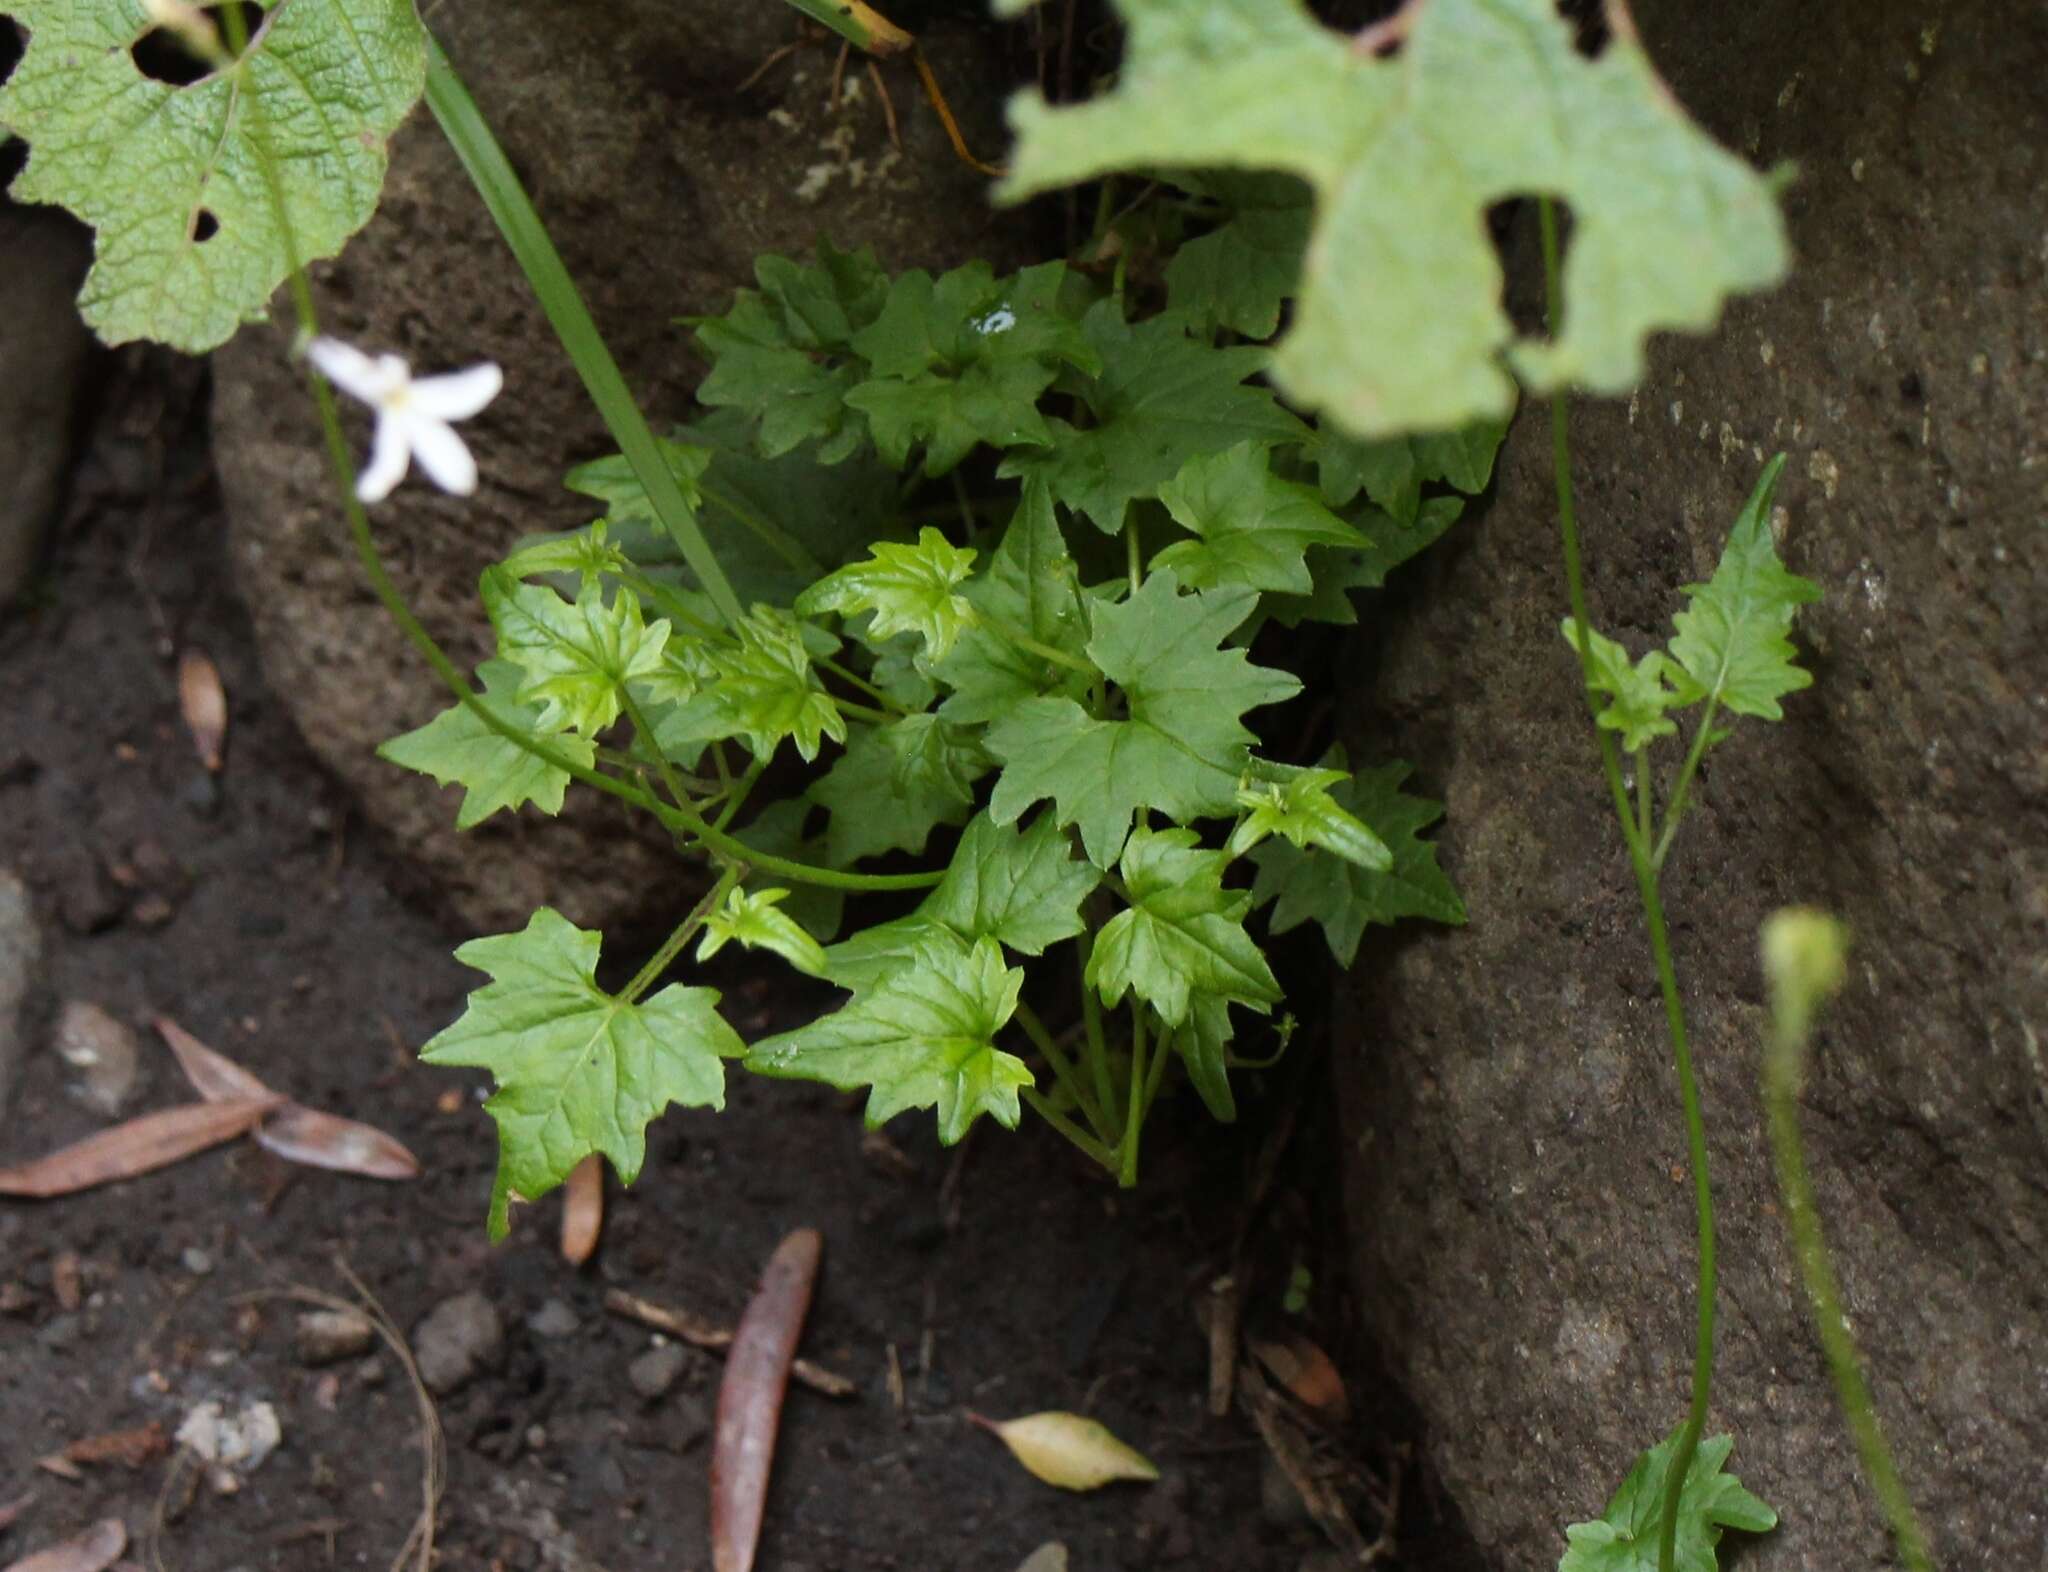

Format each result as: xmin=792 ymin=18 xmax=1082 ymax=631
xmin=604 ymin=1289 xmax=854 ymax=1399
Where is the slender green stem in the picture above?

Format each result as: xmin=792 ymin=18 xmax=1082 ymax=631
xmin=1653 ymin=694 xmax=1725 ymax=871
xmin=621 ymin=865 xmax=742 ymax=1005
xmin=817 ymin=656 xmax=908 ymax=714
xmin=619 ymin=688 xmax=696 ymax=815
xmin=422 ymin=35 xmax=742 ymax=628
xmin=1124 ymin=520 xmax=1143 ymax=594
xmin=1118 ymin=1011 xmax=1148 ymax=1187
xmin=1762 ymin=923 xmax=1932 ymax=1572
xmin=1636 ymin=756 xmax=1655 ymax=850
xmin=1540 ymin=197 xmax=1715 ymax=1572
xmin=1014 ymin=1001 xmax=1112 ymax=1142
xmin=1074 ymin=933 xmax=1118 ymax=1128
xmin=712 ymin=755 xmax=767 ymax=833
xmin=1022 ymin=1087 xmax=1119 ymax=1172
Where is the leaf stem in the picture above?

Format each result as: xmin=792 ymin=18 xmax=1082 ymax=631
xmin=978 ymin=609 xmax=1098 ymax=675
xmin=818 ymin=656 xmax=909 ymax=715
xmin=422 ymin=34 xmax=743 ymax=628
xmin=1074 ymin=932 xmax=1119 ymax=1131
xmin=620 ymin=687 xmax=697 ymax=817
xmin=621 ymin=865 xmax=742 ymax=1006
xmin=1541 ymin=196 xmax=1715 ymax=1572
xmin=1021 ymin=1087 xmax=1118 ymax=1172
xmin=1653 ymin=693 xmax=1724 ymax=871
xmin=1014 ymin=1001 xmax=1112 ymax=1143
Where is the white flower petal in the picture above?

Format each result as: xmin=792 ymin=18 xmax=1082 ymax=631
xmin=356 ymin=415 xmax=412 ymax=504
xmin=407 ymin=361 xmax=503 ymax=422
xmin=407 ymin=417 xmax=479 ymax=496
xmin=308 ymin=337 xmax=395 ymax=404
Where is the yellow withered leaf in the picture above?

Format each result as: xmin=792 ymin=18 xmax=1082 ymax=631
xmin=969 ymin=1411 xmax=1159 ymax=1492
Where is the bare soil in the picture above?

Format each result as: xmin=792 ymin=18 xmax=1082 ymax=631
xmin=0 ymin=353 xmax=1470 ymax=1572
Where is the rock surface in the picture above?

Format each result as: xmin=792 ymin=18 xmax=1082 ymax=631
xmin=0 ymin=204 xmax=95 ymax=606
xmin=1337 ymin=5 xmax=2046 ymax=1569
xmin=413 ymin=1290 xmax=504 ymax=1395
xmin=213 ymin=0 xmax=1034 ymax=935
xmin=0 ymin=867 xmax=41 ymax=1121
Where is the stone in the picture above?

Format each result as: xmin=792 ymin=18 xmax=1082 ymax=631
xmin=0 ymin=867 xmax=41 ymax=1122
xmin=295 ymin=1308 xmax=376 ymax=1366
xmin=413 ymin=1290 xmax=504 ymax=1395
xmin=211 ymin=0 xmax=1033 ymax=934
xmin=1336 ymin=5 xmax=2047 ymax=1569
xmin=51 ymin=1000 xmax=142 ymax=1117
xmin=626 ymin=1342 xmax=687 ymax=1402
xmin=526 ymin=1298 xmax=579 ymax=1339
xmin=0 ymin=204 xmax=95 ymax=605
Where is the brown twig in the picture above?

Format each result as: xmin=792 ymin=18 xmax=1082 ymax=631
xmin=603 ymin=1288 xmax=855 ymax=1399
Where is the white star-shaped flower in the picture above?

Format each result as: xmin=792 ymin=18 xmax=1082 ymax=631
xmin=306 ymin=337 xmax=504 ymax=505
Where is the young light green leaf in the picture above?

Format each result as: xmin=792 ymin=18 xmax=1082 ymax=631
xmin=808 ymin=715 xmax=985 ymax=864
xmin=1665 ymin=455 xmax=1820 ymax=720
xmin=822 ymin=812 xmax=1101 ymax=993
xmin=564 ymin=438 xmax=713 ymax=530
xmin=936 ymin=480 xmax=1094 ymax=726
xmin=483 ymin=568 xmax=672 ymax=737
xmin=987 ymin=571 xmax=1301 ymax=866
xmin=698 ymin=886 xmax=829 ymax=978
xmin=733 ymin=798 xmax=844 ymax=944
xmin=971 ymin=1411 xmax=1160 ymax=1492
xmin=1229 ymin=763 xmax=1391 ymax=868
xmin=1163 ymin=172 xmax=1312 ymax=341
xmin=795 ymin=527 xmax=980 ymax=660
xmin=378 ymin=659 xmax=596 ymax=830
xmin=499 ymin=520 xmax=631 ymax=590
xmin=1559 ymin=1430 xmax=1777 ymax=1572
xmin=1560 ymin=618 xmax=1683 ymax=753
xmin=693 ymin=242 xmax=890 ymax=460
xmin=1152 ymin=443 xmax=1366 ymax=596
xmin=748 ymin=933 xmax=1032 ymax=1144
xmin=656 ymin=606 xmax=847 ymax=763
xmin=1001 ymin=0 xmax=1789 ymax=436
xmin=999 ymin=303 xmax=1307 ymax=533
xmin=1250 ymin=758 xmax=1464 ymax=967
xmin=1087 ymin=827 xmax=1281 ymax=1026
xmin=422 ymin=909 xmax=742 ymax=1238
xmin=0 ymin=0 xmax=426 ymax=351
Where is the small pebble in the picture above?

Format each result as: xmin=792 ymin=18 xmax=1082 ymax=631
xmin=527 ymin=1298 xmax=580 ymax=1338
xmin=413 ymin=1291 xmax=503 ymax=1395
xmin=131 ymin=892 xmax=177 ymax=928
xmin=52 ymin=1000 xmax=142 ymax=1117
xmin=295 ymin=1308 xmax=375 ymax=1366
xmin=628 ymin=1343 xmax=688 ymax=1401
xmin=181 ymin=1247 xmax=214 ymax=1276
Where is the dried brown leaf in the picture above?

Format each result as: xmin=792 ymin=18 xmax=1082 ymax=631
xmin=0 ymin=1495 xmax=30 ymax=1533
xmin=154 ymin=1016 xmax=270 ymax=1102
xmin=0 ymin=1099 xmax=277 ymax=1198
xmin=254 ymin=1105 xmax=419 ymax=1181
xmin=177 ymin=649 xmax=227 ymax=773
xmin=1249 ymin=1333 xmax=1349 ymax=1423
xmin=44 ymin=1424 xmax=167 ymax=1471
xmin=1 ymin=1516 xmax=126 ymax=1572
xmin=711 ymin=1229 xmax=822 ymax=1572
xmin=559 ymin=1154 xmax=602 ymax=1265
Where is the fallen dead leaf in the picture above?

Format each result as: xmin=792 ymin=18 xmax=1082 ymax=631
xmin=711 ymin=1229 xmax=822 ymax=1572
xmin=253 ymin=1105 xmax=419 ymax=1180
xmin=1014 ymin=1544 xmax=1069 ymax=1572
xmin=0 ymin=1494 xmax=32 ymax=1532
xmin=37 ymin=1424 xmax=167 ymax=1477
xmin=1 ymin=1516 xmax=126 ymax=1572
xmin=967 ymin=1411 xmax=1160 ymax=1492
xmin=177 ymin=649 xmax=227 ymax=773
xmin=559 ymin=1155 xmax=602 ymax=1266
xmin=0 ymin=1099 xmax=277 ymax=1198
xmin=154 ymin=1016 xmax=419 ymax=1181
xmin=1250 ymin=1333 xmax=1350 ymax=1423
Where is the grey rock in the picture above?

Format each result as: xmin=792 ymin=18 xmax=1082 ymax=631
xmin=1338 ymin=5 xmax=2048 ymax=1569
xmin=52 ymin=1000 xmax=142 ymax=1117
xmin=211 ymin=0 xmax=1033 ymax=933
xmin=626 ymin=1341 xmax=687 ymax=1401
xmin=0 ymin=206 xmax=94 ymax=605
xmin=0 ymin=867 xmax=42 ymax=1121
xmin=413 ymin=1290 xmax=504 ymax=1395
xmin=526 ymin=1297 xmax=579 ymax=1338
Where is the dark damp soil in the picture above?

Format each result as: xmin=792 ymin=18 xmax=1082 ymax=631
xmin=0 ymin=350 xmax=1481 ymax=1572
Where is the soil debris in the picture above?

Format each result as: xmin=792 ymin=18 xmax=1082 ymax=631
xmin=0 ymin=1516 xmax=125 ymax=1572
xmin=411 ymin=1291 xmax=503 ymax=1396
xmin=293 ymin=1308 xmax=374 ymax=1366
xmin=51 ymin=1003 xmax=140 ymax=1119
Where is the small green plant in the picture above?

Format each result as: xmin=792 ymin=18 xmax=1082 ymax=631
xmin=1539 ymin=192 xmax=1813 ymax=1569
